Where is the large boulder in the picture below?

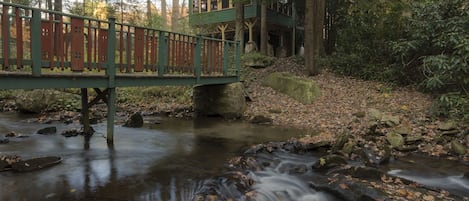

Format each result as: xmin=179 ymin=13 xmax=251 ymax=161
xmin=193 ymin=82 xmax=246 ymax=119
xmin=263 ymin=72 xmax=321 ymax=104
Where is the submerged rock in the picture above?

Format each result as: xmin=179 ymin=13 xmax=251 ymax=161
xmin=123 ymin=112 xmax=144 ymax=128
xmin=37 ymin=126 xmax=57 ymax=135
xmin=249 ymin=115 xmax=273 ymax=125
xmin=332 ymin=132 xmax=350 ymax=152
xmin=0 ymin=138 xmax=9 ymax=144
xmin=361 ymin=146 xmax=391 ymax=167
xmin=5 ymin=131 xmax=17 ymax=137
xmin=312 ymin=154 xmax=348 ymax=172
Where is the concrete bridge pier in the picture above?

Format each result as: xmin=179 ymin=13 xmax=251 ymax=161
xmin=193 ymin=82 xmax=246 ymax=119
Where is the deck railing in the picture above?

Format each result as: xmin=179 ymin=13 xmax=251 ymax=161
xmin=0 ymin=1 xmax=240 ymax=81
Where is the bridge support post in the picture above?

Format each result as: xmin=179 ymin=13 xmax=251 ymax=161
xmin=80 ymin=88 xmax=92 ymax=135
xmin=106 ymin=88 xmax=116 ymax=144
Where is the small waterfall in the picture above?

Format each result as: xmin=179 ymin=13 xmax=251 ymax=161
xmin=246 ymin=151 xmax=339 ymax=201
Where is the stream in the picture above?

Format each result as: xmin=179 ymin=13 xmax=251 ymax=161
xmin=0 ymin=112 xmax=468 ymax=201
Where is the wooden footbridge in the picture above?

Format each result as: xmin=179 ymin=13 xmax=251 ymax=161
xmin=0 ymin=2 xmax=241 ymax=144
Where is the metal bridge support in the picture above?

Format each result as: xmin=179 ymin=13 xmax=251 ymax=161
xmin=106 ymin=88 xmax=116 ymax=144
xmin=80 ymin=88 xmax=92 ymax=135
xmin=79 ymin=88 xmax=116 ymax=144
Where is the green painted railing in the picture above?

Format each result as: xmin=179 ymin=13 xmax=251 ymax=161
xmin=0 ymin=1 xmax=240 ymax=85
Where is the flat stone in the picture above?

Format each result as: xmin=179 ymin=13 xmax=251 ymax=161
xmin=382 ymin=114 xmax=400 ymax=127
xmin=37 ymin=126 xmax=57 ymax=135
xmin=249 ymin=115 xmax=273 ymax=125
xmin=451 ymin=141 xmax=467 ymax=155
xmin=302 ymin=141 xmax=331 ymax=150
xmin=440 ymin=130 xmax=459 ymax=136
xmin=353 ymin=111 xmax=366 ymax=118
xmin=386 ymin=132 xmax=404 ymax=148
xmin=394 ymin=126 xmax=412 ymax=135
xmin=438 ymin=121 xmax=457 ymax=131
xmin=405 ymin=134 xmax=423 ymax=144
xmin=368 ymin=108 xmax=382 ymax=121
xmin=396 ymin=145 xmax=419 ymax=152
xmin=11 ymin=156 xmax=62 ymax=172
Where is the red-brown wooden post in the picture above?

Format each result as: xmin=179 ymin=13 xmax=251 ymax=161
xmin=145 ymin=30 xmax=149 ymax=71
xmin=48 ymin=14 xmax=54 ymax=70
xmin=86 ymin=20 xmax=92 ymax=70
xmin=134 ymin=27 xmax=144 ymax=72
xmin=94 ymin=22 xmax=99 ymax=71
xmin=15 ymin=8 xmax=23 ymax=69
xmin=98 ymin=28 xmax=108 ymax=71
xmin=64 ymin=24 xmax=69 ymax=65
xmin=126 ymin=28 xmax=131 ymax=73
xmin=58 ymin=16 xmax=64 ymax=70
xmin=70 ymin=17 xmax=84 ymax=71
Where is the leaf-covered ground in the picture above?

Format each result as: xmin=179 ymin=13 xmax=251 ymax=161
xmin=245 ymin=58 xmax=429 ymax=133
xmin=238 ymin=58 xmax=469 ymax=200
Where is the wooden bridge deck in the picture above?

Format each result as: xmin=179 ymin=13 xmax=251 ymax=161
xmin=0 ymin=2 xmax=241 ymax=144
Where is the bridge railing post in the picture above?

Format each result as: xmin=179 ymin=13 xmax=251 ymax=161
xmin=31 ymin=8 xmax=42 ymax=76
xmin=158 ymin=31 xmax=167 ymax=76
xmin=222 ymin=41 xmax=229 ymax=76
xmin=235 ymin=41 xmax=241 ymax=80
xmin=194 ymin=35 xmax=203 ymax=82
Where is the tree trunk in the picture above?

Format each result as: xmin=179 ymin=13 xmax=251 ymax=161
xmin=304 ymin=0 xmax=325 ymax=76
xmin=235 ymin=1 xmax=245 ymax=53
xmin=47 ymin=0 xmax=52 ymax=10
xmin=161 ymin=0 xmax=167 ymax=29
xmin=260 ymin=0 xmax=267 ymax=54
xmin=171 ymin=0 xmax=179 ymax=31
xmin=147 ymin=0 xmax=152 ymax=23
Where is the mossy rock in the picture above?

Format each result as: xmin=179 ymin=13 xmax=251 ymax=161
xmin=263 ymin=72 xmax=321 ymax=104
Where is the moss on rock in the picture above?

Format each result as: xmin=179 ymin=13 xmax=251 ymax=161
xmin=263 ymin=72 xmax=321 ymax=104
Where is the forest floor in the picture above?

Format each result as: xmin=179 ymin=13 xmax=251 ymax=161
xmin=235 ymin=57 xmax=469 ymax=200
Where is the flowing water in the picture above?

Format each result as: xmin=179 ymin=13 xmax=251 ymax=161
xmin=0 ymin=112 xmax=468 ymax=201
xmin=0 ymin=112 xmax=302 ymax=201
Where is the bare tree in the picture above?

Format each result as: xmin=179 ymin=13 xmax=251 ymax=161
xmin=147 ymin=0 xmax=152 ymax=21
xmin=171 ymin=0 xmax=179 ymax=31
xmin=161 ymin=0 xmax=167 ymax=28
